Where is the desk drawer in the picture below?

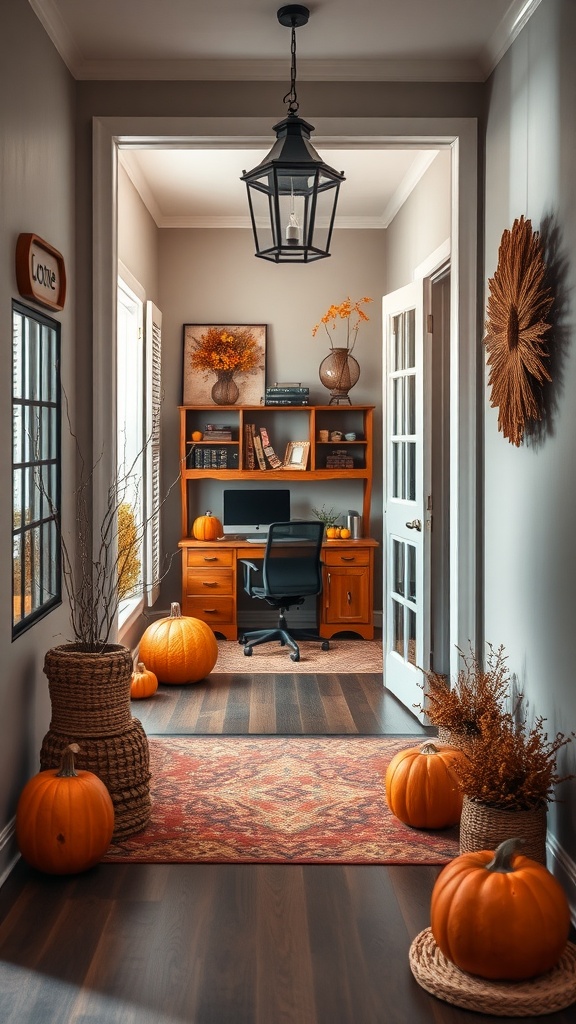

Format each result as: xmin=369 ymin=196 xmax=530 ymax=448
xmin=183 ymin=597 xmax=235 ymax=625
xmin=323 ymin=547 xmax=370 ymax=567
xmin=185 ymin=568 xmax=234 ymax=597
xmin=186 ymin=548 xmax=234 ymax=568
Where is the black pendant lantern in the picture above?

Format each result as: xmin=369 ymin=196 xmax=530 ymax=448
xmin=241 ymin=5 xmax=345 ymax=264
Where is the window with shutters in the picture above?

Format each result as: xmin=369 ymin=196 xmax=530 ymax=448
xmin=117 ymin=278 xmax=162 ymax=630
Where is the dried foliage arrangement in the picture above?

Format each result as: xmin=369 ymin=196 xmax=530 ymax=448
xmin=454 ymin=707 xmax=574 ymax=812
xmin=484 ymin=215 xmax=554 ymax=446
xmin=417 ymin=643 xmax=510 ymax=739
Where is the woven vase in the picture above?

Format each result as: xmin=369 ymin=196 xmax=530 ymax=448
xmin=319 ymin=348 xmax=360 ymax=404
xmin=459 ymin=795 xmax=547 ymax=865
xmin=40 ymin=643 xmax=151 ymax=841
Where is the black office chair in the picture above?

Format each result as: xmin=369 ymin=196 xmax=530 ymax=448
xmin=239 ymin=521 xmax=330 ymax=662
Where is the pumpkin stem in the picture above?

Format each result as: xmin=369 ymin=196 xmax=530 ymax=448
xmin=419 ymin=741 xmax=440 ymax=755
xmin=170 ymin=602 xmax=182 ymax=618
xmin=136 ymin=662 xmax=146 ymax=673
xmin=485 ymin=837 xmax=524 ymax=873
xmin=57 ymin=743 xmax=81 ymax=778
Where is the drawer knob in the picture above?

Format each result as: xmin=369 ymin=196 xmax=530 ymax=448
xmin=203 ymin=556 xmax=218 ymax=562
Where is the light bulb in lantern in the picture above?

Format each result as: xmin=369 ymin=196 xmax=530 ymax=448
xmin=286 ymin=211 xmax=300 ymax=245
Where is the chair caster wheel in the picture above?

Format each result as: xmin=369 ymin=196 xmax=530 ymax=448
xmin=238 ymin=637 xmax=245 ymax=645
xmin=243 ymin=646 xmax=253 ymax=656
xmin=321 ymin=641 xmax=330 ymax=651
xmin=290 ymin=652 xmax=300 ymax=662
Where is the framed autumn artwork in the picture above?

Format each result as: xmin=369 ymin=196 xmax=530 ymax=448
xmin=183 ymin=324 xmax=266 ymax=407
xmin=484 ymin=216 xmax=553 ymax=446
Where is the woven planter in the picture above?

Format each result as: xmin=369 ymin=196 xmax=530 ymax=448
xmin=40 ymin=643 xmax=151 ymax=841
xmin=459 ymin=795 xmax=547 ymax=865
xmin=437 ymin=727 xmax=470 ymax=750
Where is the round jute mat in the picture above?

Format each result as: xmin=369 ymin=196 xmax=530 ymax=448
xmin=409 ymin=928 xmax=576 ymax=1017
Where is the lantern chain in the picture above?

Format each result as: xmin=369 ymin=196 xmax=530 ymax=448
xmin=282 ymin=20 xmax=299 ymax=116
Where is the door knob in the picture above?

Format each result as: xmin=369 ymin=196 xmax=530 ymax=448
xmin=405 ymin=519 xmax=422 ymax=531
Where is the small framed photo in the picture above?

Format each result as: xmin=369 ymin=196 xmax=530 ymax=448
xmin=283 ymin=441 xmax=310 ymax=470
xmin=183 ymin=324 xmax=266 ymax=406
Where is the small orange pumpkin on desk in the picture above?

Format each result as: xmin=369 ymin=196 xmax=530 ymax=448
xmin=430 ymin=838 xmax=571 ymax=980
xmin=192 ymin=510 xmax=223 ymax=541
xmin=326 ymin=526 xmax=341 ymax=539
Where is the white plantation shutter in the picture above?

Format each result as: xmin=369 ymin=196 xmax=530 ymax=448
xmin=146 ymin=301 xmax=162 ymax=605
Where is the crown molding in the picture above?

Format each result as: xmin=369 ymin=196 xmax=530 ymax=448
xmin=381 ymin=150 xmax=439 ymax=227
xmin=30 ymin=0 xmax=542 ymax=83
xmin=480 ymin=0 xmax=544 ymax=78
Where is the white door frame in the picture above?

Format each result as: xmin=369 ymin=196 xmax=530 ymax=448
xmin=93 ymin=115 xmax=478 ymax=669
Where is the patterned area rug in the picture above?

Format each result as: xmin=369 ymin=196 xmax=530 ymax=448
xmin=104 ymin=736 xmax=459 ymax=864
xmin=214 ymin=637 xmax=383 ymax=673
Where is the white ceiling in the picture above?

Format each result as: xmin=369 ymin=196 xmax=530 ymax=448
xmin=30 ymin=0 xmax=542 ymax=226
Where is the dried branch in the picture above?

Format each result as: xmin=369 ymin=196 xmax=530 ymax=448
xmin=43 ymin=390 xmax=181 ymax=651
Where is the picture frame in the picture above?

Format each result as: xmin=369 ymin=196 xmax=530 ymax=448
xmin=283 ymin=441 xmax=310 ymax=470
xmin=182 ymin=324 xmax=266 ymax=407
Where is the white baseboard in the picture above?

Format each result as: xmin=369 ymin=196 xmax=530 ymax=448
xmin=547 ymin=833 xmax=576 ymax=927
xmin=0 ymin=817 xmax=19 ymax=890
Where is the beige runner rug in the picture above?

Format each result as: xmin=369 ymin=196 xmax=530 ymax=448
xmin=214 ymin=636 xmax=383 ymax=673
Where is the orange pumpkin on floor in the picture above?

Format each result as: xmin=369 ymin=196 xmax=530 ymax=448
xmin=431 ymin=838 xmax=570 ymax=980
xmin=130 ymin=661 xmax=158 ymax=699
xmin=384 ymin=741 xmax=467 ymax=829
xmin=16 ymin=743 xmax=114 ymax=874
xmin=138 ymin=602 xmax=218 ymax=684
xmin=192 ymin=511 xmax=223 ymax=541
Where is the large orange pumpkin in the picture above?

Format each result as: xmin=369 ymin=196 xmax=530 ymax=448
xmin=138 ymin=602 xmax=218 ymax=684
xmin=16 ymin=743 xmax=114 ymax=874
xmin=192 ymin=511 xmax=223 ymax=541
xmin=431 ymin=838 xmax=570 ymax=980
xmin=384 ymin=741 xmax=467 ymax=829
xmin=130 ymin=661 xmax=158 ymax=699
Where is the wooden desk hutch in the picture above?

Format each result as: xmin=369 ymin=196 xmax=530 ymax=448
xmin=178 ymin=404 xmax=377 ymax=641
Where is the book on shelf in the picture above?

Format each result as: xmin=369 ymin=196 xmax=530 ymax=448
xmin=259 ymin=427 xmax=283 ymax=469
xmin=265 ymin=386 xmax=309 ymax=395
xmin=244 ymin=423 xmax=255 ymax=469
xmin=202 ymin=430 xmax=232 ymax=440
xmin=265 ymin=397 xmax=309 ymax=406
xmin=252 ymin=433 xmax=267 ymax=471
xmin=270 ymin=381 xmax=302 ymax=387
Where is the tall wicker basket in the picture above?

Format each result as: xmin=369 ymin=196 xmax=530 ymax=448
xmin=40 ymin=643 xmax=151 ymax=841
xmin=459 ymin=795 xmax=547 ymax=864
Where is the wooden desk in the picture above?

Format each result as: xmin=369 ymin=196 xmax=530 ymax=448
xmin=178 ymin=537 xmax=379 ymax=641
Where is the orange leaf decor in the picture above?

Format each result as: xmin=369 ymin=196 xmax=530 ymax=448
xmin=484 ymin=216 xmax=553 ymax=446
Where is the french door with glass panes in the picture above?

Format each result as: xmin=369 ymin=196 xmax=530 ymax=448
xmin=383 ymin=281 xmax=431 ymax=712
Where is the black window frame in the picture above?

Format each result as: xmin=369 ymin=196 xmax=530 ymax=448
xmin=12 ymin=300 xmax=62 ymax=639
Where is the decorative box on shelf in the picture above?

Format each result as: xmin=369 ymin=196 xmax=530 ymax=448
xmin=326 ymin=448 xmax=354 ymax=469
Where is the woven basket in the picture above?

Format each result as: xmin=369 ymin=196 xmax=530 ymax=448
xmin=459 ymin=795 xmax=547 ymax=864
xmin=40 ymin=643 xmax=151 ymax=841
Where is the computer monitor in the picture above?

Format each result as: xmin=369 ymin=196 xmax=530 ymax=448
xmin=222 ymin=488 xmax=291 ymax=536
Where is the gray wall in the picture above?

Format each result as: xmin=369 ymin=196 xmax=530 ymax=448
xmin=0 ymin=0 xmax=76 ymax=881
xmin=118 ymin=163 xmax=160 ymax=302
xmin=484 ymin=0 xmax=576 ymax=861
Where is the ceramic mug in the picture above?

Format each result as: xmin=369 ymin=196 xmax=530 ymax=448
xmin=344 ymin=432 xmax=356 ymax=441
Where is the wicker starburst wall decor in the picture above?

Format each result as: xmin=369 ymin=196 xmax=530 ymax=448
xmin=484 ymin=216 xmax=554 ymax=446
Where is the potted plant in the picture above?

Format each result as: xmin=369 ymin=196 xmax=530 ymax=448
xmin=39 ymin=436 xmax=175 ymax=840
xmin=416 ymin=642 xmax=510 ymax=747
xmin=312 ymin=295 xmax=372 ymax=403
xmin=456 ymin=704 xmax=574 ymax=864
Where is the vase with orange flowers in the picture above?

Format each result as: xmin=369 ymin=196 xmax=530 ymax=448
xmin=312 ymin=296 xmax=372 ymax=404
xmin=189 ymin=325 xmax=263 ymax=405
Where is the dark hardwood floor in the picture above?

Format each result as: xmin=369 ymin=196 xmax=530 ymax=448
xmin=0 ymin=673 xmax=572 ymax=1024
